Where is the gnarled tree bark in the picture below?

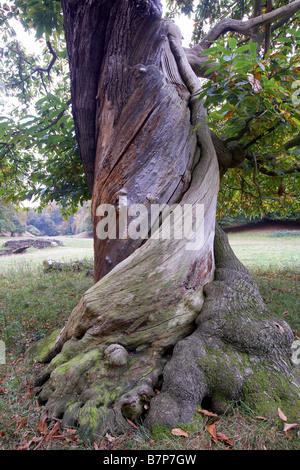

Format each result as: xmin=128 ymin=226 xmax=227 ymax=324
xmin=32 ymin=0 xmax=300 ymax=437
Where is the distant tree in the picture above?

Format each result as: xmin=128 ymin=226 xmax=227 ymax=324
xmin=73 ymin=201 xmax=92 ymax=235
xmin=26 ymin=223 xmax=41 ymax=236
xmin=60 ymin=213 xmax=75 ymax=235
xmin=26 ymin=207 xmax=60 ymax=236
xmin=0 ymin=200 xmax=26 ymax=234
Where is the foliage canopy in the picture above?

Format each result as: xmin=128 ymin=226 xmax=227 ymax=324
xmin=0 ymin=0 xmax=299 ymax=218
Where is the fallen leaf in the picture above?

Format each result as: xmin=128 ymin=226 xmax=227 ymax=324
xmin=283 ymin=423 xmax=299 ymax=439
xmin=31 ymin=436 xmax=43 ymax=449
xmin=65 ymin=436 xmax=79 ymax=444
xmin=278 ymin=408 xmax=287 ymax=421
xmin=37 ymin=413 xmax=48 ymax=435
xmin=45 ymin=420 xmax=61 ymax=442
xmin=198 ymin=408 xmax=218 ymax=418
xmin=171 ymin=428 xmax=189 ymax=438
xmin=274 ymin=322 xmax=285 ymax=333
xmin=216 ymin=432 xmax=234 ymax=447
xmin=66 ymin=428 xmax=77 ymax=435
xmin=206 ymin=422 xmax=219 ymax=443
xmin=256 ymin=416 xmax=268 ymax=420
xmin=126 ymin=419 xmax=137 ymax=429
xmin=17 ymin=436 xmax=43 ymax=450
xmin=105 ymin=433 xmax=116 ymax=443
xmin=14 ymin=417 xmax=28 ymax=434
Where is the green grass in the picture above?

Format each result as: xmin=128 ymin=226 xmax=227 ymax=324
xmin=228 ymin=230 xmax=299 ymax=332
xmin=0 ymin=268 xmax=94 ymax=356
xmin=0 ymin=231 xmax=299 ymax=450
xmin=228 ymin=230 xmax=300 ymax=269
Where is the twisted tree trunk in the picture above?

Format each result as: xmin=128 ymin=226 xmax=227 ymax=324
xmin=32 ymin=0 xmax=300 ymax=437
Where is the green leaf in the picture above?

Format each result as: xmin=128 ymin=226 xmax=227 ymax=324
xmin=228 ymin=37 xmax=237 ymax=50
xmin=249 ymin=41 xmax=257 ymax=60
xmin=203 ymin=64 xmax=220 ymax=75
xmin=235 ymin=45 xmax=250 ymax=54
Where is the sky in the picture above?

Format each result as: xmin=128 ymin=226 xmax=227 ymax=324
xmin=161 ymin=0 xmax=194 ymax=47
xmin=8 ymin=17 xmax=44 ymax=55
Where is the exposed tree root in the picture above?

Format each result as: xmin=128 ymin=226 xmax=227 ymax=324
xmin=32 ymin=225 xmax=300 ymax=438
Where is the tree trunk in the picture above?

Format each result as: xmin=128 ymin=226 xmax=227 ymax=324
xmin=32 ymin=0 xmax=300 ymax=437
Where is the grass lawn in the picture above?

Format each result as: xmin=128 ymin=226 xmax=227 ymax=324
xmin=228 ymin=230 xmax=300 ymax=333
xmin=0 ymin=231 xmax=299 ymax=450
xmin=0 ymin=236 xmax=94 ymax=272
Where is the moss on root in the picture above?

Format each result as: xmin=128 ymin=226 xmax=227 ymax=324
xmin=27 ymin=329 xmax=61 ymax=363
xmin=30 ymin=226 xmax=300 ymax=437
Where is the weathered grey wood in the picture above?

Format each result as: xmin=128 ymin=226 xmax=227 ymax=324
xmin=33 ymin=0 xmax=300 ymax=437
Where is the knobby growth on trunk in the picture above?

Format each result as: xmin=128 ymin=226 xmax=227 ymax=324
xmin=31 ymin=0 xmax=300 ymax=437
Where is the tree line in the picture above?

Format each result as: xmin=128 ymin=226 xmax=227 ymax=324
xmin=0 ymin=200 xmax=92 ymax=237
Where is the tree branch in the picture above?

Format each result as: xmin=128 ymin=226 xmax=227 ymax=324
xmin=242 ymin=123 xmax=279 ymax=151
xmin=210 ymin=131 xmax=246 ymax=175
xmin=185 ymin=0 xmax=300 ymax=75
xmin=259 ymin=165 xmax=300 ymax=177
xmin=37 ymin=98 xmax=72 ymax=133
xmin=9 ymin=41 xmax=58 ymax=87
xmin=284 ymin=132 xmax=300 ymax=151
xmin=271 ymin=13 xmax=295 ymax=33
xmin=264 ymin=0 xmax=275 ymax=57
xmin=183 ymin=48 xmax=220 ymax=79
xmin=199 ymin=0 xmax=300 ymax=49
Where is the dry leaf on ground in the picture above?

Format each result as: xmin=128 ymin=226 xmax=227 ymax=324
xmin=171 ymin=428 xmax=189 ymax=438
xmin=37 ymin=413 xmax=48 ymax=435
xmin=66 ymin=428 xmax=77 ymax=435
xmin=105 ymin=433 xmax=116 ymax=443
xmin=45 ymin=420 xmax=61 ymax=442
xmin=17 ymin=436 xmax=43 ymax=451
xmin=283 ymin=423 xmax=299 ymax=439
xmin=216 ymin=432 xmax=234 ymax=447
xmin=278 ymin=408 xmax=287 ymax=421
xmin=14 ymin=417 xmax=28 ymax=435
xmin=126 ymin=419 xmax=137 ymax=429
xmin=206 ymin=422 xmax=219 ymax=443
xmin=198 ymin=409 xmax=219 ymax=418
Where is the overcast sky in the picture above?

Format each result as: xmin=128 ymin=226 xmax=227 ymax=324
xmin=161 ymin=0 xmax=194 ymax=46
xmin=9 ymin=1 xmax=194 ymax=52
